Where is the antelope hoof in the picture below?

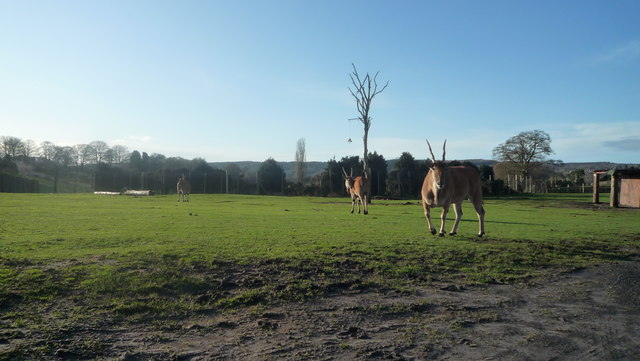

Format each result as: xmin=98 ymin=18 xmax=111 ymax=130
xmin=350 ymin=210 xmax=354 ymax=214
xmin=438 ymin=232 xmax=445 ymax=237
xmin=477 ymin=232 xmax=485 ymax=238
xmin=449 ymin=232 xmax=457 ymax=236
xmin=430 ymin=229 xmax=437 ymax=235
xmin=364 ymin=211 xmax=368 ymax=215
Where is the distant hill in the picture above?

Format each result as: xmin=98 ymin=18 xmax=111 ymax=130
xmin=554 ymin=162 xmax=636 ymax=172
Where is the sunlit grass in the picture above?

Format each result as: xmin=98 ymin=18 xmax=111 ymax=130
xmin=1 ymin=193 xmax=636 ymax=261
xmin=0 ymin=192 xmax=638 ymax=322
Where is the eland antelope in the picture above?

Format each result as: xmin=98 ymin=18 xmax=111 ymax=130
xmin=177 ymin=176 xmax=191 ymax=202
xmin=342 ymin=167 xmax=370 ymax=215
xmin=421 ymin=140 xmax=485 ymax=237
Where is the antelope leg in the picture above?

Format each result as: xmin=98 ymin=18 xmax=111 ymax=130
xmin=450 ymin=202 xmax=463 ymax=235
xmin=423 ymin=201 xmax=436 ymax=235
xmin=439 ymin=205 xmax=450 ymax=237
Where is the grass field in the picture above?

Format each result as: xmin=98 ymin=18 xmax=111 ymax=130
xmin=0 ymin=193 xmax=639 ymax=358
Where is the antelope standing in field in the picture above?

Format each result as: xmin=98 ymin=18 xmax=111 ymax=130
xmin=421 ymin=140 xmax=485 ymax=237
xmin=342 ymin=167 xmax=371 ymax=215
xmin=177 ymin=176 xmax=191 ymax=202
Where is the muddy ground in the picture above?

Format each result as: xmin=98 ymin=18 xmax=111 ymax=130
xmin=3 ymin=261 xmax=640 ymax=360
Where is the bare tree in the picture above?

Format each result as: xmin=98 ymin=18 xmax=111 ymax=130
xmin=89 ymin=141 xmax=109 ymax=163
xmin=1 ymin=136 xmax=24 ymax=159
xmin=492 ymin=130 xmax=554 ymax=177
xmin=295 ymin=138 xmax=306 ymax=184
xmin=73 ymin=144 xmax=93 ymax=167
xmin=111 ymin=145 xmax=129 ymax=164
xmin=40 ymin=141 xmax=56 ymax=161
xmin=348 ymin=63 xmax=388 ymax=174
xmin=22 ymin=140 xmax=39 ymax=158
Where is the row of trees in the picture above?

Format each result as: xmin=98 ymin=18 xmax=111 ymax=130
xmin=5 ymin=128 xmax=617 ymax=196
xmin=1 ymin=133 xmax=492 ymax=196
xmin=0 ymin=131 xmax=559 ymax=197
xmin=1 ymin=136 xmax=130 ymax=167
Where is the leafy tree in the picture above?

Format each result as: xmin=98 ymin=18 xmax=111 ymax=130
xmin=387 ymin=152 xmax=423 ymax=197
xmin=569 ymin=169 xmax=585 ymax=185
xmin=492 ymin=130 xmax=553 ymax=177
xmin=316 ymin=158 xmax=343 ymax=196
xmin=141 ymin=152 xmax=150 ymax=171
xmin=367 ymin=151 xmax=388 ymax=197
xmin=225 ymin=163 xmax=245 ymax=193
xmin=148 ymin=153 xmax=166 ymax=171
xmin=257 ymin=158 xmax=285 ymax=194
xmin=164 ymin=156 xmax=191 ymax=170
xmin=104 ymin=148 xmax=116 ymax=164
xmin=338 ymin=155 xmax=362 ymax=177
xmin=190 ymin=158 xmax=224 ymax=194
xmin=478 ymin=165 xmax=494 ymax=181
xmin=130 ymin=151 xmax=142 ymax=171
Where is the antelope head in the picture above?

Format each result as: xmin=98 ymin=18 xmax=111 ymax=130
xmin=342 ymin=167 xmax=355 ymax=191
xmin=427 ymin=139 xmax=448 ymax=190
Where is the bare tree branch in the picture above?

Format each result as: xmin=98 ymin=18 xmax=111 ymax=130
xmin=348 ymin=64 xmax=388 ymax=173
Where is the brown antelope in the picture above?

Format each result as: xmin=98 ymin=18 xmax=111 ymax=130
xmin=342 ymin=167 xmax=370 ymax=215
xmin=177 ymin=176 xmax=191 ymax=202
xmin=421 ymin=140 xmax=485 ymax=237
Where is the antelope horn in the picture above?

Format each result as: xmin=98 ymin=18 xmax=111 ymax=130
xmin=426 ymin=139 xmax=437 ymax=163
xmin=342 ymin=167 xmax=349 ymax=178
xmin=442 ymin=139 xmax=447 ymax=162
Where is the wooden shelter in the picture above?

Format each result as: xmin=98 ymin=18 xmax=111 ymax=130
xmin=593 ymin=169 xmax=640 ymax=208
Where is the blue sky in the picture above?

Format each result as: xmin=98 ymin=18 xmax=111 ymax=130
xmin=1 ymin=1 xmax=639 ymax=163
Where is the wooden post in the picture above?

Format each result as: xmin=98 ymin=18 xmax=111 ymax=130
xmin=593 ymin=172 xmax=600 ymax=203
xmin=610 ymin=172 xmax=618 ymax=208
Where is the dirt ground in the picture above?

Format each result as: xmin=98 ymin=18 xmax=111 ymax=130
xmin=8 ymin=260 xmax=637 ymax=360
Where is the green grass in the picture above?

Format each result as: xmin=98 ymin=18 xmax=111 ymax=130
xmin=0 ymin=193 xmax=638 ymax=324
xmin=1 ymin=193 xmax=634 ymax=259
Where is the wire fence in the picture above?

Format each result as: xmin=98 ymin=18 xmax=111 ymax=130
xmin=0 ymin=173 xmax=39 ymax=193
